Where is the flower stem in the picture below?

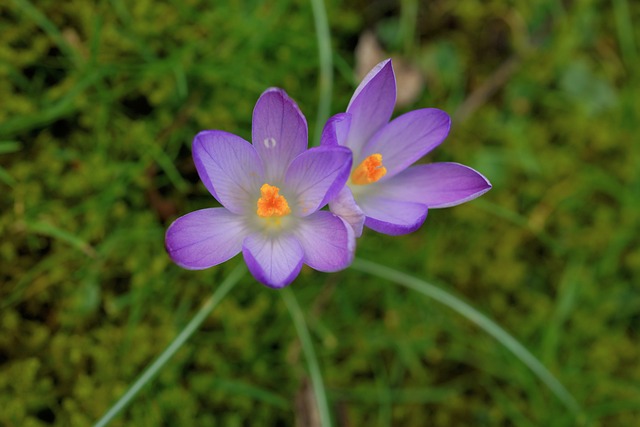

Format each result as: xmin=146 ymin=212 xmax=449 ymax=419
xmin=281 ymin=287 xmax=332 ymax=427
xmin=93 ymin=264 xmax=246 ymax=427
xmin=351 ymin=257 xmax=583 ymax=415
xmin=309 ymin=0 xmax=333 ymax=146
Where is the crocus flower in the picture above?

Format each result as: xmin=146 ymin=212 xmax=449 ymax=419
xmin=166 ymin=88 xmax=355 ymax=288
xmin=323 ymin=59 xmax=491 ymax=236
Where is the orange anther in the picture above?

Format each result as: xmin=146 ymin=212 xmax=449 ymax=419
xmin=351 ymin=153 xmax=387 ymax=185
xmin=256 ymin=184 xmax=291 ymax=217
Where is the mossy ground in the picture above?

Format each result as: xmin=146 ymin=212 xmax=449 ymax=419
xmin=1 ymin=0 xmax=639 ymax=425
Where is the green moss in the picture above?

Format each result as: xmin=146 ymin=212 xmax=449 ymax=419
xmin=1 ymin=0 xmax=639 ymax=425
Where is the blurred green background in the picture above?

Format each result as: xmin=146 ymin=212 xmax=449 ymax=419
xmin=1 ymin=0 xmax=639 ymax=425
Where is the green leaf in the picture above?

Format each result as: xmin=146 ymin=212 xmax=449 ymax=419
xmin=351 ymin=258 xmax=583 ymax=416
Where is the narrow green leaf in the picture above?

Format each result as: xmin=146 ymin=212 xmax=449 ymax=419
xmin=310 ymin=0 xmax=333 ymax=146
xmin=281 ymin=287 xmax=333 ymax=427
xmin=351 ymin=258 xmax=583 ymax=415
xmin=93 ymin=265 xmax=245 ymax=427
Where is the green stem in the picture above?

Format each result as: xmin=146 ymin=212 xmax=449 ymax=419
xmin=309 ymin=0 xmax=333 ymax=146
xmin=281 ymin=287 xmax=332 ymax=427
xmin=93 ymin=265 xmax=246 ymax=427
xmin=351 ymin=258 xmax=582 ymax=415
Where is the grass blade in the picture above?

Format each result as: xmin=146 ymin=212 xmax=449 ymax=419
xmin=309 ymin=0 xmax=333 ymax=146
xmin=351 ymin=257 xmax=583 ymax=415
xmin=281 ymin=287 xmax=332 ymax=427
xmin=93 ymin=264 xmax=246 ymax=427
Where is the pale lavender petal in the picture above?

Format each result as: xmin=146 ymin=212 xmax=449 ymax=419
xmin=242 ymin=233 xmax=304 ymax=288
xmin=294 ymin=211 xmax=355 ymax=272
xmin=345 ymin=59 xmax=396 ymax=157
xmin=329 ymin=186 xmax=365 ymax=237
xmin=358 ymin=195 xmax=428 ymax=236
xmin=361 ymin=108 xmax=451 ymax=178
xmin=284 ymin=146 xmax=352 ymax=216
xmin=252 ymin=88 xmax=308 ymax=182
xmin=165 ymin=208 xmax=247 ymax=270
xmin=374 ymin=163 xmax=492 ymax=208
xmin=321 ymin=113 xmax=351 ymax=147
xmin=193 ymin=130 xmax=264 ymax=215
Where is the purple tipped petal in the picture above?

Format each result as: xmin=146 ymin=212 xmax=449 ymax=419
xmin=165 ymin=208 xmax=247 ymax=270
xmin=284 ymin=146 xmax=352 ymax=216
xmin=359 ymin=195 xmax=428 ymax=235
xmin=193 ymin=131 xmax=264 ymax=214
xmin=329 ymin=186 xmax=365 ymax=237
xmin=242 ymin=233 xmax=304 ymax=288
xmin=252 ymin=88 xmax=308 ymax=182
xmin=294 ymin=211 xmax=355 ymax=272
xmin=321 ymin=113 xmax=351 ymax=147
xmin=345 ymin=59 xmax=396 ymax=157
xmin=362 ymin=108 xmax=451 ymax=178
xmin=374 ymin=163 xmax=492 ymax=208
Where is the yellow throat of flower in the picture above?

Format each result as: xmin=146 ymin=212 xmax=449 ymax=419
xmin=351 ymin=153 xmax=387 ymax=185
xmin=256 ymin=183 xmax=291 ymax=218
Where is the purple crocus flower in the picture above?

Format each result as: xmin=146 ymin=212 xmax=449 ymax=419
xmin=165 ymin=88 xmax=355 ymax=288
xmin=323 ymin=59 xmax=491 ymax=236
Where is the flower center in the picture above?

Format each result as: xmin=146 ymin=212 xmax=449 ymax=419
xmin=350 ymin=153 xmax=387 ymax=185
xmin=256 ymin=183 xmax=291 ymax=218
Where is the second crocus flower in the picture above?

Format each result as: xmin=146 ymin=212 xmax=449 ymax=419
xmin=323 ymin=59 xmax=492 ymax=236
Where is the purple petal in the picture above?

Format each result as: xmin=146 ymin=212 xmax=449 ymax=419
xmin=252 ymin=88 xmax=308 ymax=182
xmin=362 ymin=108 xmax=451 ymax=178
xmin=165 ymin=208 xmax=247 ymax=270
xmin=242 ymin=233 xmax=304 ymax=288
xmin=284 ymin=146 xmax=352 ymax=216
xmin=294 ymin=211 xmax=355 ymax=272
xmin=374 ymin=163 xmax=492 ymax=208
xmin=193 ymin=130 xmax=264 ymax=214
xmin=358 ymin=195 xmax=428 ymax=236
xmin=329 ymin=186 xmax=365 ymax=237
xmin=321 ymin=113 xmax=351 ymax=147
xmin=345 ymin=59 xmax=396 ymax=157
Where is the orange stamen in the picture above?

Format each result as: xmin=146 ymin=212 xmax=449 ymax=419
xmin=256 ymin=184 xmax=291 ymax=217
xmin=350 ymin=153 xmax=387 ymax=185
